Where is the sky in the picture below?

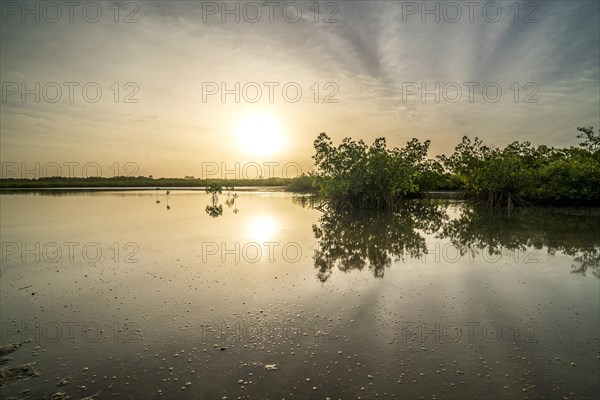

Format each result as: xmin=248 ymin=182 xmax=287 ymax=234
xmin=1 ymin=0 xmax=599 ymax=179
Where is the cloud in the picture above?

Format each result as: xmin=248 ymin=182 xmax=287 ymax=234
xmin=1 ymin=0 xmax=598 ymax=176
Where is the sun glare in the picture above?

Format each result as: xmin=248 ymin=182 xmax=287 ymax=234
xmin=236 ymin=114 xmax=285 ymax=156
xmin=248 ymin=215 xmax=278 ymax=242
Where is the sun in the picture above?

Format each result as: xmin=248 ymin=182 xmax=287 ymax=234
xmin=236 ymin=114 xmax=285 ymax=156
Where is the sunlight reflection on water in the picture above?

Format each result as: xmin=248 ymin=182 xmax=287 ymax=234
xmin=248 ymin=215 xmax=278 ymax=242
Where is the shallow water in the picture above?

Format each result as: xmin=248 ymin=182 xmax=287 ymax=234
xmin=1 ymin=190 xmax=598 ymax=399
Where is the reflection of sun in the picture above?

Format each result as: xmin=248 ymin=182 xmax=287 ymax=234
xmin=249 ymin=215 xmax=278 ymax=242
xmin=236 ymin=114 xmax=285 ymax=156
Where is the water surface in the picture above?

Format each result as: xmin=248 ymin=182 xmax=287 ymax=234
xmin=1 ymin=190 xmax=598 ymax=399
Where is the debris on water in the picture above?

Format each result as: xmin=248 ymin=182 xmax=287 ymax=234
xmin=0 ymin=343 xmax=21 ymax=356
xmin=57 ymin=377 xmax=70 ymax=386
xmin=50 ymin=392 xmax=70 ymax=400
xmin=80 ymin=392 xmax=100 ymax=400
xmin=0 ymin=362 xmax=39 ymax=386
xmin=264 ymin=364 xmax=277 ymax=371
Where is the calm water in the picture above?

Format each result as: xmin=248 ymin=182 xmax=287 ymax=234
xmin=1 ymin=190 xmax=599 ymax=399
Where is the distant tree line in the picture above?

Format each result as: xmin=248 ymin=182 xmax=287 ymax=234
xmin=0 ymin=176 xmax=293 ymax=189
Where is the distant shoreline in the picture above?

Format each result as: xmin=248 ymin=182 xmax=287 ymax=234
xmin=0 ymin=186 xmax=291 ymax=191
xmin=0 ymin=186 xmax=462 ymax=199
xmin=0 ymin=177 xmax=299 ymax=189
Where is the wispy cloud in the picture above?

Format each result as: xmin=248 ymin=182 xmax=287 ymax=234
xmin=1 ymin=0 xmax=598 ymax=175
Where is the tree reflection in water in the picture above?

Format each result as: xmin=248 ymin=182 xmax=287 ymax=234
xmin=205 ymin=186 xmax=238 ymax=218
xmin=441 ymin=204 xmax=600 ymax=278
xmin=311 ymin=200 xmax=448 ymax=282
xmin=305 ymin=197 xmax=600 ymax=282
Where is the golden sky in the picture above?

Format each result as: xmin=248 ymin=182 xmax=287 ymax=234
xmin=1 ymin=1 xmax=599 ymax=178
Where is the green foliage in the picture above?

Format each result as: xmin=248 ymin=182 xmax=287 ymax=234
xmin=312 ymin=133 xmax=432 ymax=209
xmin=286 ymin=174 xmax=316 ymax=192
xmin=413 ymin=160 xmax=462 ymax=191
xmin=577 ymin=126 xmax=600 ymax=153
xmin=439 ymin=127 xmax=600 ymax=207
xmin=205 ymin=184 xmax=223 ymax=195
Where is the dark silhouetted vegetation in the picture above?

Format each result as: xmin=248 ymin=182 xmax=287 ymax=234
xmin=0 ymin=176 xmax=293 ymax=189
xmin=0 ymin=175 xmax=321 ymax=194
xmin=310 ymin=200 xmax=600 ymax=281
xmin=286 ymin=174 xmax=316 ymax=192
xmin=311 ymin=127 xmax=600 ymax=209
xmin=439 ymin=203 xmax=600 ymax=278
xmin=312 ymin=200 xmax=448 ymax=282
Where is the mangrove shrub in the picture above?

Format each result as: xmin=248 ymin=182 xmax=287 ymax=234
xmin=312 ymin=132 xmax=432 ymax=209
